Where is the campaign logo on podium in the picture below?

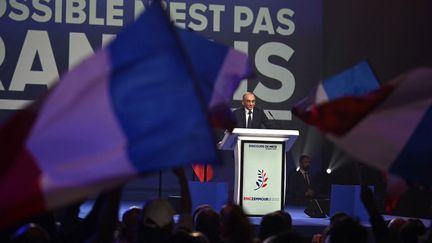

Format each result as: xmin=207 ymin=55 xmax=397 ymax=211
xmin=254 ymin=169 xmax=269 ymax=190
xmin=240 ymin=141 xmax=285 ymax=215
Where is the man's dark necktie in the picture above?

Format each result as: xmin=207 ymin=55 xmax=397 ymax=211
xmin=247 ymin=110 xmax=252 ymax=128
xmin=304 ymin=172 xmax=310 ymax=185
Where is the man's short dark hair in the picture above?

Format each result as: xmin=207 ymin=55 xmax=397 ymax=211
xmin=299 ymin=155 xmax=310 ymax=163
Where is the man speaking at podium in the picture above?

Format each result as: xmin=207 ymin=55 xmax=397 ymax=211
xmin=233 ymin=92 xmax=274 ymax=129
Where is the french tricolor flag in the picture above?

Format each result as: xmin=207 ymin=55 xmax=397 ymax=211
xmin=294 ymin=66 xmax=432 ymax=185
xmin=293 ymin=60 xmax=380 ymax=133
xmin=326 ymin=68 xmax=432 ymax=184
xmin=0 ymin=2 xmax=251 ymax=227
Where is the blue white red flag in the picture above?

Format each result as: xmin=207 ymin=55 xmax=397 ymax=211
xmin=295 ymin=67 xmax=432 ymax=185
xmin=0 ymin=1 xmax=251 ymax=227
xmin=293 ymin=60 xmax=380 ymax=134
xmin=326 ymin=69 xmax=432 ymax=184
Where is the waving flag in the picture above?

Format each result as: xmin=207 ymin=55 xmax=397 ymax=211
xmin=293 ymin=60 xmax=380 ymax=134
xmin=0 ymin=1 xmax=251 ymax=227
xmin=178 ymin=28 xmax=251 ymax=130
xmin=326 ymin=68 xmax=432 ymax=184
xmin=294 ymin=67 xmax=432 ymax=185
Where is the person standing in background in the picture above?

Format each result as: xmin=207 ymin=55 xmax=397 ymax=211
xmin=287 ymin=155 xmax=316 ymax=205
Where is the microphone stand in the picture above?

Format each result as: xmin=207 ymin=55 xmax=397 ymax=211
xmin=158 ymin=170 xmax=162 ymax=197
xmin=267 ymin=110 xmax=281 ymax=129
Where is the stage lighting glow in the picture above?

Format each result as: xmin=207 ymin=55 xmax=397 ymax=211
xmin=328 ymin=147 xmax=351 ymax=172
xmin=301 ymin=127 xmax=323 ymax=160
xmin=291 ymin=127 xmax=323 ymax=170
xmin=326 ymin=168 xmax=332 ymax=174
xmin=296 ymin=167 xmax=300 ymax=171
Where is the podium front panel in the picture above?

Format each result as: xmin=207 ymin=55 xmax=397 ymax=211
xmin=240 ymin=141 xmax=285 ymax=216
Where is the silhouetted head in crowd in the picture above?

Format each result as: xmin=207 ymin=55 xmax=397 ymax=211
xmin=220 ymin=202 xmax=254 ymax=243
xmin=399 ymin=219 xmax=426 ymax=243
xmin=422 ymin=227 xmax=432 ymax=243
xmin=123 ymin=206 xmax=142 ymax=228
xmin=258 ymin=210 xmax=292 ymax=241
xmin=277 ymin=210 xmax=293 ymax=225
xmin=388 ymin=217 xmax=407 ymax=240
xmin=193 ymin=204 xmax=212 ymax=223
xmin=136 ymin=199 xmax=176 ymax=243
xmin=10 ymin=223 xmax=51 ymax=243
xmin=327 ymin=216 xmax=368 ymax=243
xmin=194 ymin=206 xmax=222 ymax=243
xmin=318 ymin=212 xmax=351 ymax=242
xmin=263 ymin=230 xmax=302 ymax=243
xmin=119 ymin=206 xmax=142 ymax=242
xmin=329 ymin=212 xmax=350 ymax=224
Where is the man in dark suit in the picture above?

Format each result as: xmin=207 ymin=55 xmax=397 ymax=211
xmin=287 ymin=155 xmax=316 ymax=205
xmin=233 ymin=92 xmax=273 ymax=129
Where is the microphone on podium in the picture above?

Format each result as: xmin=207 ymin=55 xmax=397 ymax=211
xmin=267 ymin=110 xmax=279 ymax=129
xmin=268 ymin=110 xmax=276 ymax=120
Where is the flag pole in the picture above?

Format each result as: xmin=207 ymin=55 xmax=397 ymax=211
xmin=158 ymin=170 xmax=163 ymax=197
xmin=354 ymin=161 xmax=364 ymax=185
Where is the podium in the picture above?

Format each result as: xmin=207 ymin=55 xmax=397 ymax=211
xmin=219 ymin=128 xmax=299 ymax=216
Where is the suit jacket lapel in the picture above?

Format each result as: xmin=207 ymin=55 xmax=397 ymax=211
xmin=240 ymin=109 xmax=246 ymax=128
xmin=252 ymin=109 xmax=260 ymax=128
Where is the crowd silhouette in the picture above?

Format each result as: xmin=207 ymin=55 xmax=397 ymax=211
xmin=1 ymin=169 xmax=432 ymax=243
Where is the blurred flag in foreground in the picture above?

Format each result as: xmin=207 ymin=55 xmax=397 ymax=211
xmin=0 ymin=1 xmax=251 ymax=227
xmin=293 ymin=60 xmax=380 ymax=134
xmin=294 ymin=67 xmax=432 ymax=185
xmin=177 ymin=28 xmax=250 ymax=130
